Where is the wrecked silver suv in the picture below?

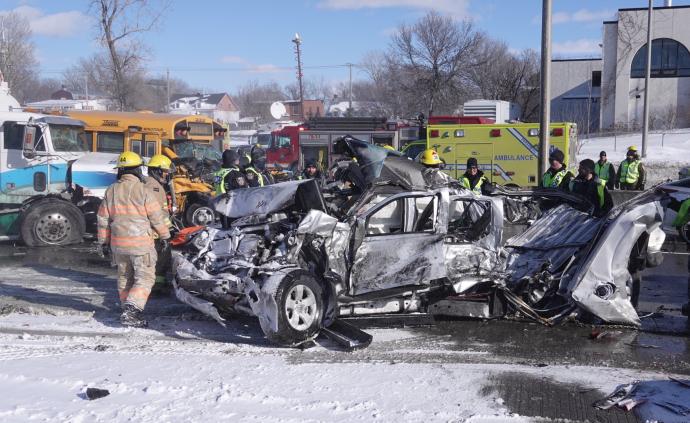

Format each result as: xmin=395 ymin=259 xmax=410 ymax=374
xmin=172 ymin=137 xmax=668 ymax=347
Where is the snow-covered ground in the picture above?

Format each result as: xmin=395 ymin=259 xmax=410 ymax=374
xmin=577 ymin=130 xmax=690 ymax=185
xmin=0 ymin=313 xmax=681 ymax=423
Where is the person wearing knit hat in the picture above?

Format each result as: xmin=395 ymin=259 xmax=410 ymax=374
xmin=616 ymin=146 xmax=645 ymax=190
xmin=569 ymin=158 xmax=613 ymax=217
xmin=542 ymin=148 xmax=573 ymax=190
xmin=595 ymin=151 xmax=616 ymax=190
xmin=461 ymin=157 xmax=490 ymax=195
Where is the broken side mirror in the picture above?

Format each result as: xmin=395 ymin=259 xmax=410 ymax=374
xmin=22 ymin=125 xmax=37 ymax=159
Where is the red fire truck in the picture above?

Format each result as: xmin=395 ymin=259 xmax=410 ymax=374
xmin=266 ymin=117 xmax=416 ymax=174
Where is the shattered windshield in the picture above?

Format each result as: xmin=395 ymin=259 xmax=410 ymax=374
xmin=175 ymin=142 xmax=222 ymax=161
xmin=49 ymin=125 xmax=89 ymax=152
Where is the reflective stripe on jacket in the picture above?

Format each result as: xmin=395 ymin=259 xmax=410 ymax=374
xmin=245 ymin=167 xmax=265 ymax=187
xmin=97 ymin=174 xmax=170 ymax=255
xmin=461 ymin=176 xmax=485 ymax=195
xmin=214 ymin=167 xmax=235 ymax=195
xmin=620 ymin=160 xmax=640 ymax=184
xmin=543 ymin=169 xmax=569 ymax=188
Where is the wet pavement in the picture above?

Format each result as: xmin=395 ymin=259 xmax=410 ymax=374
xmin=0 ymin=241 xmax=688 ymax=422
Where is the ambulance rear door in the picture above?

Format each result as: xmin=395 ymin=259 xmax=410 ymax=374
xmin=453 ymin=143 xmax=494 ymax=183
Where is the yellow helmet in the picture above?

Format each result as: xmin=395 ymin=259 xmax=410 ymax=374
xmin=116 ymin=151 xmax=143 ymax=168
xmin=382 ymin=144 xmax=396 ymax=151
xmin=147 ymin=154 xmax=172 ymax=170
xmin=418 ymin=148 xmax=442 ymax=166
xmin=627 ymin=145 xmax=638 ymax=152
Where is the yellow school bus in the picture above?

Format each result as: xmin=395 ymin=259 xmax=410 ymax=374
xmin=428 ymin=122 xmax=578 ymax=187
xmin=65 ymin=111 xmax=217 ymax=158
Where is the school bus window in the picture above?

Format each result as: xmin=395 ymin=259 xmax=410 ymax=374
xmin=84 ymin=131 xmax=94 ymax=149
xmin=146 ymin=141 xmax=156 ymax=157
xmin=131 ymin=140 xmax=142 ymax=156
xmin=188 ymin=122 xmax=213 ymax=136
xmin=97 ymin=132 xmax=125 ymax=153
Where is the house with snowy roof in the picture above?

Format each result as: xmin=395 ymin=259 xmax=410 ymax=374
xmin=169 ymin=92 xmax=240 ymax=125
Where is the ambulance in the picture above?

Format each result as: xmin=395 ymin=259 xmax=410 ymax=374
xmin=427 ymin=122 xmax=578 ymax=187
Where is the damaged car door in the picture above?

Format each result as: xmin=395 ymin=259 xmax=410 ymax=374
xmin=348 ymin=190 xmax=448 ymax=295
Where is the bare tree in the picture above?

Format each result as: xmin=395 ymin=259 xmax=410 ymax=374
xmin=468 ymin=40 xmax=540 ymax=120
xmin=89 ymin=0 xmax=169 ymax=110
xmin=233 ymin=80 xmax=286 ymax=122
xmin=387 ymin=11 xmax=483 ymax=117
xmin=0 ymin=12 xmax=38 ymax=103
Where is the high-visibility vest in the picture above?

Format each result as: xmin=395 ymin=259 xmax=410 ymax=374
xmin=620 ymin=160 xmax=640 ymax=184
xmin=543 ymin=169 xmax=569 ymax=188
xmin=462 ymin=176 xmax=485 ymax=195
xmin=214 ymin=167 xmax=236 ymax=195
xmin=568 ymin=179 xmax=606 ymax=207
xmin=594 ymin=161 xmax=612 ymax=182
xmin=245 ymin=167 xmax=265 ymax=187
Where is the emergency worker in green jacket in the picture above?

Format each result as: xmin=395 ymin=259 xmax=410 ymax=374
xmin=214 ymin=149 xmax=247 ymax=194
xmin=542 ymin=149 xmax=574 ymax=190
xmin=461 ymin=157 xmax=490 ymax=195
xmin=616 ymin=146 xmax=645 ymax=190
xmin=595 ymin=151 xmax=616 ymax=190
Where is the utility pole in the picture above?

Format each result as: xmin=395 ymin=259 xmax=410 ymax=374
xmin=641 ymin=0 xmax=653 ymax=158
xmin=347 ymin=62 xmax=353 ymax=114
xmin=84 ymin=75 xmax=89 ymax=101
xmin=538 ymin=0 xmax=552 ymax=186
xmin=292 ymin=33 xmax=305 ymax=121
xmin=166 ymin=68 xmax=171 ymax=113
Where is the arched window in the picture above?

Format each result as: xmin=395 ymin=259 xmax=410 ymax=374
xmin=631 ymin=38 xmax=690 ymax=78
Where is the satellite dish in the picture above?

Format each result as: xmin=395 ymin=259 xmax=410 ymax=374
xmin=270 ymin=101 xmax=287 ymax=120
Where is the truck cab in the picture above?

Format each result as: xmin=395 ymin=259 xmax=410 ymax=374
xmin=0 ymin=112 xmax=117 ymax=245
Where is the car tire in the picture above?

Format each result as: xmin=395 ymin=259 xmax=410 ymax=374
xmin=267 ymin=271 xmax=324 ymax=346
xmin=184 ymin=202 xmax=215 ymax=227
xmin=20 ymin=199 xmax=85 ymax=247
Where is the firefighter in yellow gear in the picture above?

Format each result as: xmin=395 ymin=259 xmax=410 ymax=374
xmin=98 ymin=151 xmax=171 ymax=327
xmin=418 ymin=148 xmax=443 ymax=168
xmin=145 ymin=154 xmax=175 ymax=289
xmin=616 ymin=146 xmax=645 ymax=191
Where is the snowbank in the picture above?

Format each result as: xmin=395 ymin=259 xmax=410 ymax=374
xmin=577 ymin=130 xmax=690 ymax=185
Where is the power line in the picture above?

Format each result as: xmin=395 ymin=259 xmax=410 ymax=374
xmin=36 ymin=63 xmax=360 ymax=75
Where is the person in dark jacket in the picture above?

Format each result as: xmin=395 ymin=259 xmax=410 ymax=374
xmin=542 ymin=149 xmax=574 ymax=190
xmin=301 ymin=159 xmax=323 ymax=180
xmin=594 ymin=150 xmax=616 ymax=190
xmin=570 ymin=158 xmax=613 ymax=217
xmin=250 ymin=146 xmax=274 ymax=185
xmin=461 ymin=157 xmax=491 ymax=195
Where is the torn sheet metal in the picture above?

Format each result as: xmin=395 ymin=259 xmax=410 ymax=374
xmin=213 ymin=180 xmax=307 ymax=218
xmin=569 ymin=201 xmax=665 ymax=326
xmin=595 ymin=379 xmax=690 ymax=421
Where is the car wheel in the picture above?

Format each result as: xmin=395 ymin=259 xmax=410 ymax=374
xmin=20 ymin=200 xmax=85 ymax=247
xmin=267 ymin=271 xmax=324 ymax=346
xmin=184 ymin=202 xmax=215 ymax=227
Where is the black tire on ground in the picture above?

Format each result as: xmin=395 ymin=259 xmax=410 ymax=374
xmin=19 ymin=199 xmax=85 ymax=247
xmin=266 ymin=271 xmax=324 ymax=347
xmin=184 ymin=202 xmax=215 ymax=227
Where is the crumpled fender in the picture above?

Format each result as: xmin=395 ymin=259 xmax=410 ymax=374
xmin=569 ymin=201 xmax=664 ymax=326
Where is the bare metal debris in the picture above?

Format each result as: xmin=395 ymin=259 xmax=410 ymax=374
xmin=171 ymin=136 xmax=676 ymax=347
